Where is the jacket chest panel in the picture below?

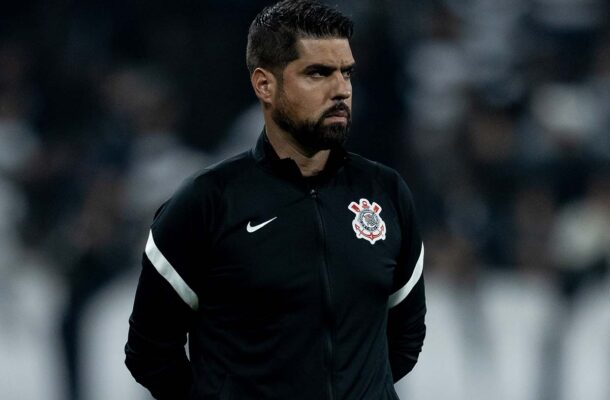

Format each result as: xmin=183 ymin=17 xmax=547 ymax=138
xmin=212 ymin=197 xmax=321 ymax=291
xmin=315 ymin=189 xmax=402 ymax=304
xmin=203 ymin=180 xmax=401 ymax=311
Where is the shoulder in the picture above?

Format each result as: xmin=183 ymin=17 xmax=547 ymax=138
xmin=190 ymin=150 xmax=255 ymax=189
xmin=154 ymin=150 xmax=255 ymax=221
xmin=165 ymin=149 xmax=259 ymax=205
xmin=153 ymin=152 xmax=255 ymax=233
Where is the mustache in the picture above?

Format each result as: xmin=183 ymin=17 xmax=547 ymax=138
xmin=322 ymin=102 xmax=351 ymax=119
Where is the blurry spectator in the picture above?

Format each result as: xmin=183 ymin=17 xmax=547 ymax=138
xmin=56 ymin=65 xmax=208 ymax=400
xmin=464 ymin=103 xmax=520 ymax=211
xmin=456 ymin=0 xmax=528 ymax=107
xmin=59 ymin=172 xmax=131 ymax=400
xmin=406 ymin=3 xmax=469 ymax=166
xmin=0 ymin=40 xmax=40 ymax=280
xmin=529 ymin=0 xmax=607 ymax=81
xmin=402 ymin=4 xmax=471 ymax=233
xmin=102 ymin=66 xmax=210 ymax=226
xmin=0 ymin=41 xmax=40 ymax=176
xmin=589 ymin=37 xmax=610 ymax=160
xmin=529 ymin=83 xmax=605 ymax=159
xmin=511 ymin=185 xmax=556 ymax=273
xmin=0 ymin=37 xmax=69 ymax=400
xmin=549 ymin=170 xmax=610 ymax=299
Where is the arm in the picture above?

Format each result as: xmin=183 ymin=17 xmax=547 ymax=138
xmin=387 ymin=267 xmax=426 ymax=381
xmin=125 ymin=256 xmax=194 ymax=399
xmin=125 ymin=177 xmax=209 ymax=399
xmin=386 ymin=172 xmax=426 ymax=382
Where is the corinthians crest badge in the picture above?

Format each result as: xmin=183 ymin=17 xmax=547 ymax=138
xmin=348 ymin=198 xmax=386 ymax=244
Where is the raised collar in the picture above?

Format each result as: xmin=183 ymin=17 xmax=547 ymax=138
xmin=251 ymin=129 xmax=350 ymax=183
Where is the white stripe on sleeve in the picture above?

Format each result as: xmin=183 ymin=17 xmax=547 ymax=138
xmin=388 ymin=244 xmax=424 ymax=309
xmin=145 ymin=230 xmax=199 ymax=311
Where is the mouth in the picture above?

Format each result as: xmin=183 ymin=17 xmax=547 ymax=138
xmin=325 ymin=110 xmax=348 ymax=118
xmin=323 ymin=105 xmax=350 ymax=123
xmin=324 ymin=115 xmax=348 ymax=124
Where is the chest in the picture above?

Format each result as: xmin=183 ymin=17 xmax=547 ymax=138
xmin=202 ymin=177 xmax=403 ymax=306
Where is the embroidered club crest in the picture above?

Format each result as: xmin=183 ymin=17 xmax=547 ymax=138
xmin=348 ymin=198 xmax=386 ymax=244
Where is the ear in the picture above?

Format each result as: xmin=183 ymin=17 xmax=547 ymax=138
xmin=251 ymin=67 xmax=277 ymax=105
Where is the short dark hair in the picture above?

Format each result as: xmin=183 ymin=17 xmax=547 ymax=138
xmin=246 ymin=0 xmax=353 ymax=75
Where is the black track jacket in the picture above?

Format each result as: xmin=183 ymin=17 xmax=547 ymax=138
xmin=125 ymin=132 xmax=426 ymax=400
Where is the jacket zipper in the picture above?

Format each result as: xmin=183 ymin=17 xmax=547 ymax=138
xmin=310 ymin=187 xmax=335 ymax=400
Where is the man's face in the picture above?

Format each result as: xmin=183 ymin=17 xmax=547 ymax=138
xmin=271 ymin=38 xmax=355 ymax=152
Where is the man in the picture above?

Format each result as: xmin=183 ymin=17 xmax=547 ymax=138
xmin=124 ymin=1 xmax=426 ymax=399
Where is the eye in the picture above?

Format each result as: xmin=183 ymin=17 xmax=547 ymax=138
xmin=343 ymin=69 xmax=355 ymax=80
xmin=305 ymin=66 xmax=334 ymax=79
xmin=308 ymin=69 xmax=329 ymax=78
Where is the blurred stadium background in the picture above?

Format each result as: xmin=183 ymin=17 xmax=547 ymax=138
xmin=0 ymin=1 xmax=609 ymax=399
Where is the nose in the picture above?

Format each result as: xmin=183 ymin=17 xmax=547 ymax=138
xmin=332 ymin=72 xmax=352 ymax=101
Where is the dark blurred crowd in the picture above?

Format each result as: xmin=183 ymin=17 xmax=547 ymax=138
xmin=394 ymin=0 xmax=610 ymax=298
xmin=0 ymin=1 xmax=609 ymax=400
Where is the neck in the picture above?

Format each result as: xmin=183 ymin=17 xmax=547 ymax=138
xmin=265 ymin=125 xmax=330 ymax=177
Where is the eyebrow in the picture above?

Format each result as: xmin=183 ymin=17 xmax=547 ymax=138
xmin=341 ymin=64 xmax=356 ymax=73
xmin=303 ymin=63 xmax=356 ymax=74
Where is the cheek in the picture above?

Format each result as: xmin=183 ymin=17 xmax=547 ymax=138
xmin=281 ymin=83 xmax=326 ymax=115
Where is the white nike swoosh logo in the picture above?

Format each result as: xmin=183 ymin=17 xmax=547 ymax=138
xmin=246 ymin=217 xmax=277 ymax=233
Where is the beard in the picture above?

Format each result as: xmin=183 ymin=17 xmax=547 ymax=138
xmin=272 ymin=97 xmax=351 ymax=153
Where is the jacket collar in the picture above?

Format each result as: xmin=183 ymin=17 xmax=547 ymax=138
xmin=252 ymin=129 xmax=350 ymax=183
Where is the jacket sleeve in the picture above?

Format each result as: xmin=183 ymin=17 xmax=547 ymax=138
xmin=125 ymin=176 xmax=212 ymax=399
xmin=386 ymin=171 xmax=426 ymax=382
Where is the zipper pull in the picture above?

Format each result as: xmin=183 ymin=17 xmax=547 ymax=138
xmin=310 ymin=188 xmax=318 ymax=198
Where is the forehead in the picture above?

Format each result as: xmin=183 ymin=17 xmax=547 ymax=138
xmin=292 ymin=38 xmax=354 ymax=67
